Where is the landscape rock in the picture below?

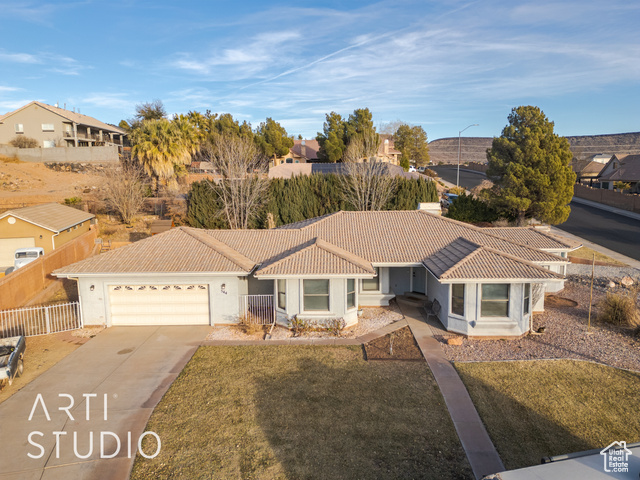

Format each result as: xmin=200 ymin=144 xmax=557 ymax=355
xmin=621 ymin=276 xmax=635 ymax=288
xmin=447 ymin=337 xmax=463 ymax=346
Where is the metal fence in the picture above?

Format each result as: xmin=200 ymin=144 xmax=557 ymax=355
xmin=239 ymin=295 xmax=275 ymax=325
xmin=0 ymin=302 xmax=82 ymax=338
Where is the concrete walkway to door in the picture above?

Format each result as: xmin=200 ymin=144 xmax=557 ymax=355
xmin=399 ymin=303 xmax=505 ymax=480
xmin=0 ymin=325 xmax=209 ymax=480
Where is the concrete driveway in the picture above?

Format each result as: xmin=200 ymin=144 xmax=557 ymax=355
xmin=0 ymin=326 xmax=209 ymax=480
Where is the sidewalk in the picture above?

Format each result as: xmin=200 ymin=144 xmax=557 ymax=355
xmin=399 ymin=303 xmax=505 ymax=479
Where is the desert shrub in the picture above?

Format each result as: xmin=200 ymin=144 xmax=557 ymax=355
xmin=0 ymin=154 xmax=21 ymax=163
xmin=64 ymin=197 xmax=82 ymax=206
xmin=324 ymin=317 xmax=346 ymax=336
xmin=289 ymin=316 xmax=311 ymax=337
xmin=423 ymin=168 xmax=437 ymax=177
xmin=9 ymin=136 xmax=38 ymax=148
xmin=598 ymin=290 xmax=640 ymax=328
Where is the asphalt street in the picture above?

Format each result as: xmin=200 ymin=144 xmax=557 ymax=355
xmin=430 ymin=166 xmax=640 ymax=261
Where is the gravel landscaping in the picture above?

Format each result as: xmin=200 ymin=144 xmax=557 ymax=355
xmin=442 ymin=281 xmax=640 ymax=371
xmin=205 ymin=301 xmax=404 ymax=341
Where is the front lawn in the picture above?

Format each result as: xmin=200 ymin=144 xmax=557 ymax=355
xmin=456 ymin=360 xmax=640 ymax=470
xmin=131 ymin=346 xmax=472 ymax=480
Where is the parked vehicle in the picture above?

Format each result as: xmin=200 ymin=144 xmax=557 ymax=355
xmin=408 ymin=166 xmax=417 ymax=172
xmin=417 ymin=166 xmax=426 ymax=173
xmin=5 ymin=247 xmax=45 ymax=275
xmin=0 ymin=336 xmax=26 ymax=386
xmin=440 ymin=193 xmax=459 ymax=208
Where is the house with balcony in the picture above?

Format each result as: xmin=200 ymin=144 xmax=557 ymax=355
xmin=0 ymin=101 xmax=127 ymax=149
xmin=53 ymin=210 xmax=580 ymax=337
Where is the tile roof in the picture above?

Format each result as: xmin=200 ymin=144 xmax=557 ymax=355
xmin=598 ymin=154 xmax=640 ymax=182
xmin=55 ymin=210 xmax=569 ymax=280
xmin=55 ymin=227 xmax=253 ymax=274
xmin=0 ymin=203 xmax=95 ymax=232
xmin=255 ymin=238 xmax=375 ymax=277
xmin=482 ymin=227 xmax=581 ymax=250
xmin=0 ymin=101 xmax=127 ymax=135
xmin=424 ymin=238 xmax=563 ymax=281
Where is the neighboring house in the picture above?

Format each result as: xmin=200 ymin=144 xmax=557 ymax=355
xmin=273 ymin=137 xmax=401 ymax=166
xmin=0 ymin=101 xmax=127 ymax=148
xmin=597 ymin=154 xmax=640 ymax=192
xmin=53 ymin=210 xmax=578 ymax=337
xmin=268 ymin=162 xmax=419 ymax=179
xmin=572 ymin=154 xmax=610 ymax=186
xmin=0 ymin=203 xmax=95 ymax=268
xmin=274 ymin=139 xmax=320 ymax=166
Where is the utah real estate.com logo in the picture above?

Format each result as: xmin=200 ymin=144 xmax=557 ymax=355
xmin=600 ymin=441 xmax=632 ymax=474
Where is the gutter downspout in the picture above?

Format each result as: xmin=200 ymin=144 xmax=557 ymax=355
xmin=51 ymin=231 xmax=60 ymax=251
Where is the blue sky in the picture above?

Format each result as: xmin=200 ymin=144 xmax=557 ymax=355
xmin=0 ymin=0 xmax=639 ymax=140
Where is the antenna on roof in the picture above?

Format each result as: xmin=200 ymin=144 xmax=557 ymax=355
xmin=64 ymin=103 xmax=66 ymax=110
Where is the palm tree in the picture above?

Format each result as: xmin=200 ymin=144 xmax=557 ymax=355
xmin=131 ymin=119 xmax=193 ymax=195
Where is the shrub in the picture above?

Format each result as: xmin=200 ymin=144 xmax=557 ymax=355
xmin=9 ymin=136 xmax=38 ymax=148
xmin=289 ymin=316 xmax=311 ymax=337
xmin=423 ymin=168 xmax=437 ymax=177
xmin=598 ymin=290 xmax=640 ymax=328
xmin=64 ymin=197 xmax=82 ymax=206
xmin=447 ymin=186 xmax=466 ymax=196
xmin=324 ymin=317 xmax=346 ymax=336
xmin=446 ymin=193 xmax=500 ymax=224
xmin=0 ymin=154 xmax=21 ymax=163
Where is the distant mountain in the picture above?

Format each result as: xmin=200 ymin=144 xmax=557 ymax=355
xmin=428 ymin=132 xmax=640 ymax=164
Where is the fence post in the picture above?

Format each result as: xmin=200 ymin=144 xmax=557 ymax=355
xmin=77 ymin=299 xmax=84 ymax=328
xmin=44 ymin=306 xmax=51 ymax=334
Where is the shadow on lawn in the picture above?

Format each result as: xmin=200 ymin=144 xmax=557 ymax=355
xmin=457 ymin=367 xmax=616 ymax=471
xmin=253 ymin=355 xmax=472 ymax=480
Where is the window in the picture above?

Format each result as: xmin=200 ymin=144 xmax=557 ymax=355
xmin=43 ymin=140 xmax=55 ymax=148
xmin=15 ymin=124 xmax=24 ymax=134
xmin=42 ymin=123 xmax=54 ymax=132
xmin=451 ymin=284 xmax=465 ymax=316
xmin=523 ymin=284 xmax=531 ymax=315
xmin=277 ymin=279 xmax=286 ymax=310
xmin=286 ymin=158 xmax=293 ymax=163
xmin=347 ymin=279 xmax=356 ymax=309
xmin=361 ymin=267 xmax=379 ymax=292
xmin=481 ymin=284 xmax=510 ymax=317
xmin=303 ymin=279 xmax=330 ymax=311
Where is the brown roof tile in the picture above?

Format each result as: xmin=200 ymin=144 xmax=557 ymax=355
xmin=0 ymin=203 xmax=95 ymax=232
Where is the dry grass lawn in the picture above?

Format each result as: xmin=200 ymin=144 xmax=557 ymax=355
xmin=131 ymin=345 xmax=472 ymax=480
xmin=456 ymin=360 xmax=640 ymax=469
xmin=0 ymin=331 xmax=89 ymax=403
xmin=569 ymin=246 xmax=626 ymax=266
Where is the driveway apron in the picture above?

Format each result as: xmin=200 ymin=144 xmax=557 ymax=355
xmin=0 ymin=326 xmax=209 ymax=480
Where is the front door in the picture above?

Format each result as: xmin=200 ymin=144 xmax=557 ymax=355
xmin=412 ymin=267 xmax=426 ymax=294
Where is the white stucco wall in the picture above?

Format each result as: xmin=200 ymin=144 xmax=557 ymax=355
xmin=274 ymin=277 xmax=359 ymax=327
xmin=76 ymin=274 xmax=243 ymax=326
xmin=359 ymin=267 xmax=394 ymax=306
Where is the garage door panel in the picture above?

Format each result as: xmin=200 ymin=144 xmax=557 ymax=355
xmin=108 ymin=284 xmax=210 ymax=325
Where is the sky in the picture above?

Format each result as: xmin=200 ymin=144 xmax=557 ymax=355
xmin=0 ymin=0 xmax=639 ymax=141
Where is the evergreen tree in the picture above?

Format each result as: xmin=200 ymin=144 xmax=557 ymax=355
xmin=486 ymin=106 xmax=575 ymax=224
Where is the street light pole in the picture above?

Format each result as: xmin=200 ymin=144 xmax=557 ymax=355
xmin=457 ymin=123 xmax=479 ymax=188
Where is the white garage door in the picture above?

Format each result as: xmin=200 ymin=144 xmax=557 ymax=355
xmin=108 ymin=284 xmax=210 ymax=325
xmin=0 ymin=237 xmax=35 ymax=268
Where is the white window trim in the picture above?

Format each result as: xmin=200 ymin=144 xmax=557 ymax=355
xmin=450 ymin=283 xmax=465 ymax=319
xmin=301 ymin=279 xmax=331 ymax=314
xmin=360 ymin=267 xmax=380 ymax=293
xmin=523 ymin=283 xmax=531 ymax=316
xmin=480 ymin=284 xmax=511 ymax=319
xmin=42 ymin=123 xmax=55 ymax=132
xmin=276 ymin=279 xmax=286 ymax=312
xmin=15 ymin=123 xmax=24 ymax=133
xmin=346 ymin=279 xmax=357 ymax=311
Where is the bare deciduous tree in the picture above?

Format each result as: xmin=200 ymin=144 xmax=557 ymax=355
xmin=103 ymin=161 xmax=147 ymax=224
xmin=204 ymin=134 xmax=269 ymax=229
xmin=340 ymin=132 xmax=396 ymax=211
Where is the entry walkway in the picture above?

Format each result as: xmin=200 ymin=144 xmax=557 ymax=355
xmin=400 ymin=303 xmax=505 ymax=480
